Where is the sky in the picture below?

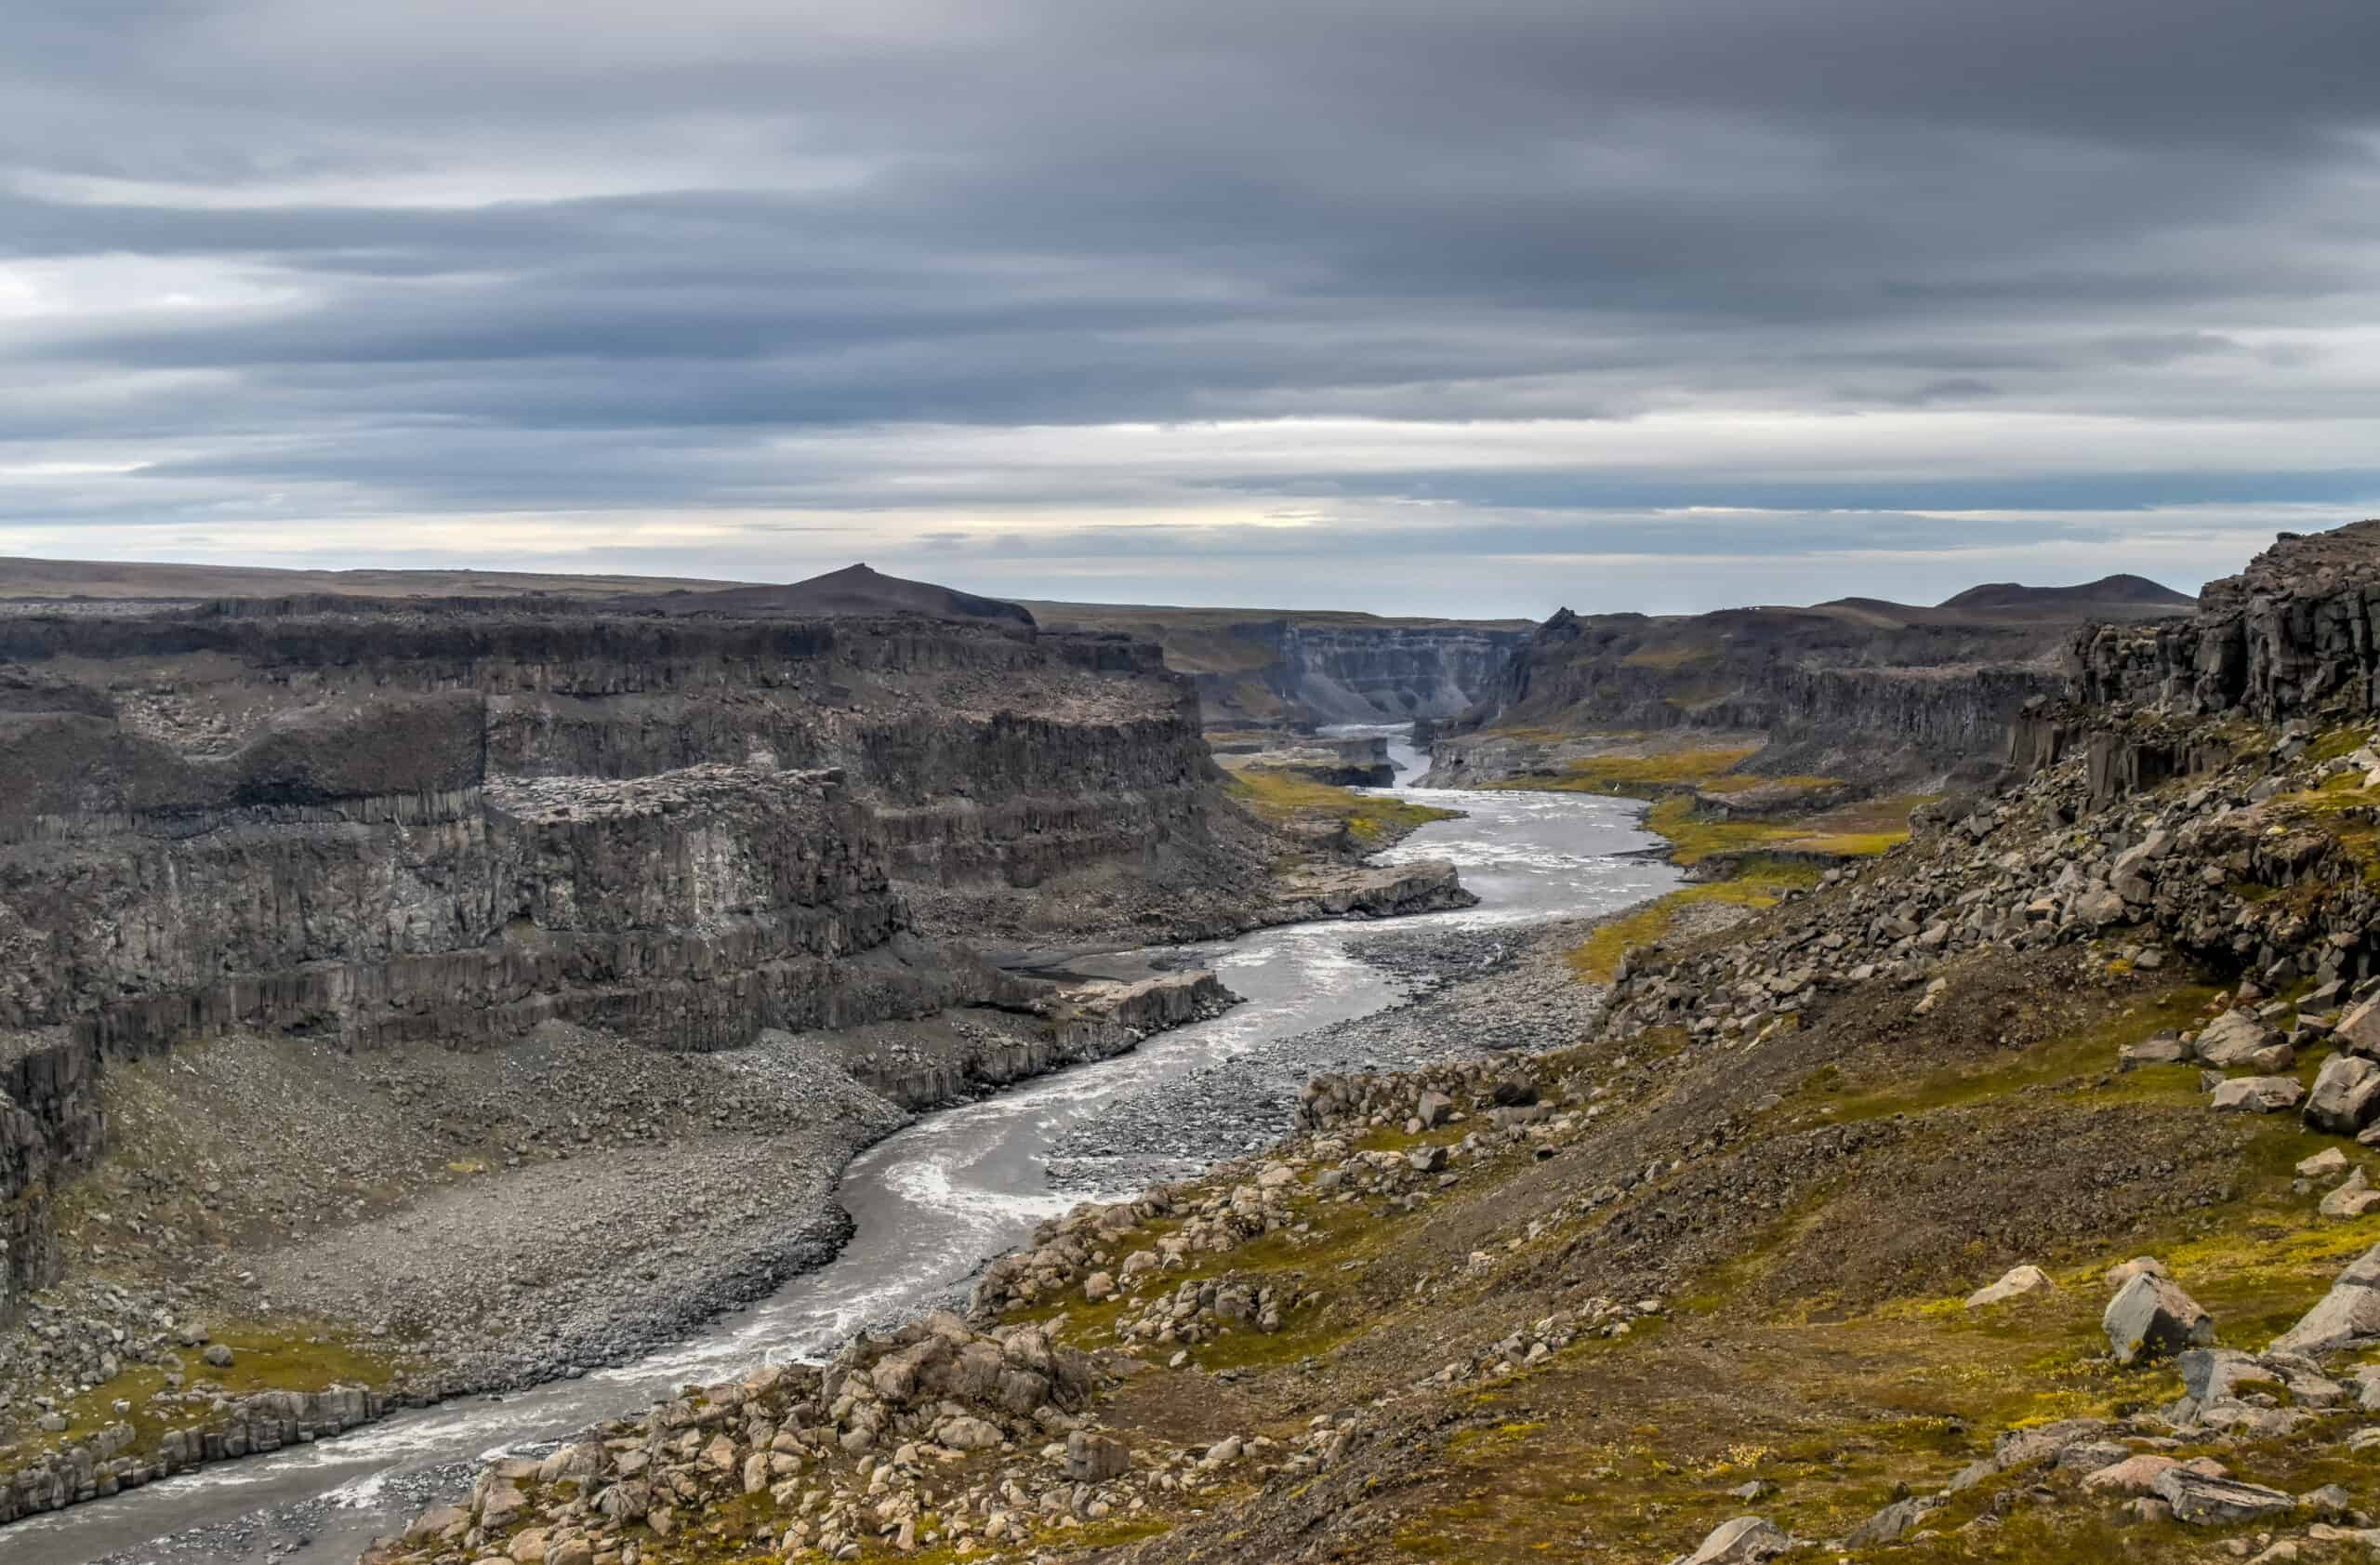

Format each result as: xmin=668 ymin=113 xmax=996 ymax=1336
xmin=5 ymin=0 xmax=2380 ymax=617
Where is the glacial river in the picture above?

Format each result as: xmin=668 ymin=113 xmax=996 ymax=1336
xmin=21 ymin=732 xmax=1678 ymax=1565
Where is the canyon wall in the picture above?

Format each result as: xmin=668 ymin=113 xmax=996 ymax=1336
xmin=1443 ymin=583 xmax=2194 ymax=786
xmin=1248 ymin=623 xmax=1530 ymax=726
xmin=1023 ymin=603 xmax=1529 ymax=732
xmin=1445 ymin=606 xmax=2068 ymax=782
xmin=2007 ymin=520 xmax=2380 ymax=801
xmin=0 ymin=595 xmax=1267 ymax=1318
xmin=2069 ymin=520 xmax=2380 ymax=724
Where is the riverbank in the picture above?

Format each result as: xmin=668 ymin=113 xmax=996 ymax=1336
xmin=357 ymin=685 xmax=2380 ymax=1565
xmin=0 ymin=978 xmax=1239 ymax=1534
xmin=15 ymin=775 xmax=1669 ymax=1565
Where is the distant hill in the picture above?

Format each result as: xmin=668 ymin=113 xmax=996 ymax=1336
xmin=1938 ymin=574 xmax=2194 ymax=613
xmin=622 ymin=564 xmax=1037 ymax=626
xmin=1805 ymin=574 xmax=2195 ymax=629
xmin=0 ymin=554 xmax=735 ymax=602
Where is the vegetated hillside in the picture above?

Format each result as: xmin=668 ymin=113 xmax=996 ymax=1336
xmin=1026 ymin=600 xmax=1533 ymax=731
xmin=360 ymin=519 xmax=2380 ymax=1565
xmin=1431 ymin=574 xmax=2199 ymax=791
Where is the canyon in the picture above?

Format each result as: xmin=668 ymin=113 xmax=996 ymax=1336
xmin=338 ymin=522 xmax=2380 ymax=1565
xmin=0 ymin=575 xmax=1477 ymax=1532
xmin=32 ymin=537 xmax=2380 ymax=1565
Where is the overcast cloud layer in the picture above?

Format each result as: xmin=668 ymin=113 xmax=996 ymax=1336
xmin=5 ymin=0 xmax=2379 ymax=614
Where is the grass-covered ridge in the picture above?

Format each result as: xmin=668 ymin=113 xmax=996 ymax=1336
xmin=1227 ymin=766 xmax=1461 ymax=845
xmin=7 ymin=1320 xmax=399 ymax=1469
xmin=1567 ymin=860 xmax=1823 ymax=982
xmin=1474 ymin=745 xmax=1763 ymax=796
xmin=1643 ymin=791 xmax=1927 ymax=866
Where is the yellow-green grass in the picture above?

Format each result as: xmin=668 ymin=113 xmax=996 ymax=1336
xmin=2273 ymin=772 xmax=2380 ymax=885
xmin=1400 ymin=978 xmax=2379 ymax=1564
xmin=1566 ymin=862 xmax=1823 ymax=983
xmin=1477 ymin=746 xmax=1761 ymax=798
xmin=1694 ymin=772 xmax=1836 ymax=796
xmin=9 ymin=1320 xmax=398 ymax=1465
xmin=2305 ymin=724 xmax=2375 ymax=765
xmin=1620 ymin=644 xmax=1718 ymax=670
xmin=1643 ymin=792 xmax=1925 ymax=865
xmin=1778 ymin=985 xmax=2221 ymax=1127
xmin=1226 ymin=767 xmax=1459 ymax=844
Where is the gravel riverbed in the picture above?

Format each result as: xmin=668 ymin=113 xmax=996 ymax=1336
xmin=1046 ymin=919 xmax=1610 ymax=1191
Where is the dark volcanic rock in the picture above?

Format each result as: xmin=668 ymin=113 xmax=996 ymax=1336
xmin=2073 ymin=519 xmax=2380 ymax=723
xmin=1438 ymin=578 xmax=2194 ymax=786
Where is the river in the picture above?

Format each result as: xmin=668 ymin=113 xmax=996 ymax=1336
xmin=22 ymin=731 xmax=1678 ymax=1565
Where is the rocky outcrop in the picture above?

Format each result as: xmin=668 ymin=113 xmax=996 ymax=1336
xmin=363 ymin=1316 xmax=1121 ymax=1565
xmin=1223 ymin=735 xmax=1395 ymax=787
xmin=3 ymin=1385 xmax=391 ymax=1525
xmin=844 ymin=974 xmax=1242 ymax=1110
xmin=1265 ymin=861 xmax=1474 ymax=923
xmin=2072 ymin=521 xmax=2380 ymax=723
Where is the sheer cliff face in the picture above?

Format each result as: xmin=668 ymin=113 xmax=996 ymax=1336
xmin=0 ymin=599 xmax=1234 ymax=1050
xmin=0 ymin=597 xmax=1255 ymax=1314
xmin=1449 ymin=606 xmax=2074 ymax=779
xmin=2071 ymin=520 xmax=2380 ymax=723
xmin=1252 ymin=625 xmax=1530 ymax=725
xmin=1021 ymin=604 xmax=1529 ymax=731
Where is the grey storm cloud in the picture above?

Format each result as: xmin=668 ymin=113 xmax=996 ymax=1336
xmin=3 ymin=0 xmax=2380 ymax=611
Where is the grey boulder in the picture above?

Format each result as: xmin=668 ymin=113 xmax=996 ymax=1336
xmin=2270 ymin=1240 xmax=2380 ymax=1356
xmin=2195 ymin=1010 xmax=2280 ymax=1068
xmin=2306 ymin=1054 xmax=2380 ymax=1135
xmin=2211 ymin=1075 xmax=2304 ymax=1113
xmin=2149 ymin=1467 xmax=2294 ymax=1526
xmin=1678 ymin=1517 xmax=1792 ymax=1564
xmin=2105 ymin=1273 xmax=2215 ymax=1366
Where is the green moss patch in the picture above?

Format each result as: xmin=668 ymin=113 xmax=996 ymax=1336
xmin=1226 ymin=768 xmax=1461 ymax=844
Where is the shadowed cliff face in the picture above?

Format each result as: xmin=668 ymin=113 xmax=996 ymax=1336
xmin=2070 ymin=520 xmax=2380 ymax=724
xmin=0 ymin=595 xmax=1271 ymax=1319
xmin=1447 ymin=580 xmax=2195 ymax=786
xmin=2000 ymin=520 xmax=2380 ymax=804
xmin=1022 ymin=603 xmax=1530 ymax=731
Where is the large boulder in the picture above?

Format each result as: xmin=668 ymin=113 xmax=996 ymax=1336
xmin=2270 ymin=1240 xmax=2380 ymax=1356
xmin=1964 ymin=1265 xmax=2056 ymax=1309
xmin=2337 ymin=998 xmax=2380 ymax=1058
xmin=1844 ymin=1495 xmax=1936 ymax=1546
xmin=1679 ymin=1517 xmax=1792 ymax=1564
xmin=2307 ymin=1055 xmax=2380 ymax=1135
xmin=2320 ymin=1167 xmax=2380 ymax=1219
xmin=2212 ymin=1075 xmax=2304 ymax=1113
xmin=2149 ymin=1467 xmax=2294 ymax=1525
xmin=2195 ymin=1010 xmax=2280 ymax=1068
xmin=1065 ymin=1430 xmax=1130 ymax=1482
xmin=2104 ymin=1273 xmax=2215 ymax=1365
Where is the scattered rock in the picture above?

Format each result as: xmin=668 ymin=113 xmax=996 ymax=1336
xmin=1964 ymin=1265 xmax=2056 ymax=1309
xmin=2150 ymin=1467 xmax=2295 ymax=1526
xmin=2104 ymin=1273 xmax=2215 ymax=1366
xmin=1679 ymin=1516 xmax=1792 ymax=1564
xmin=2211 ymin=1075 xmax=2304 ymax=1114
